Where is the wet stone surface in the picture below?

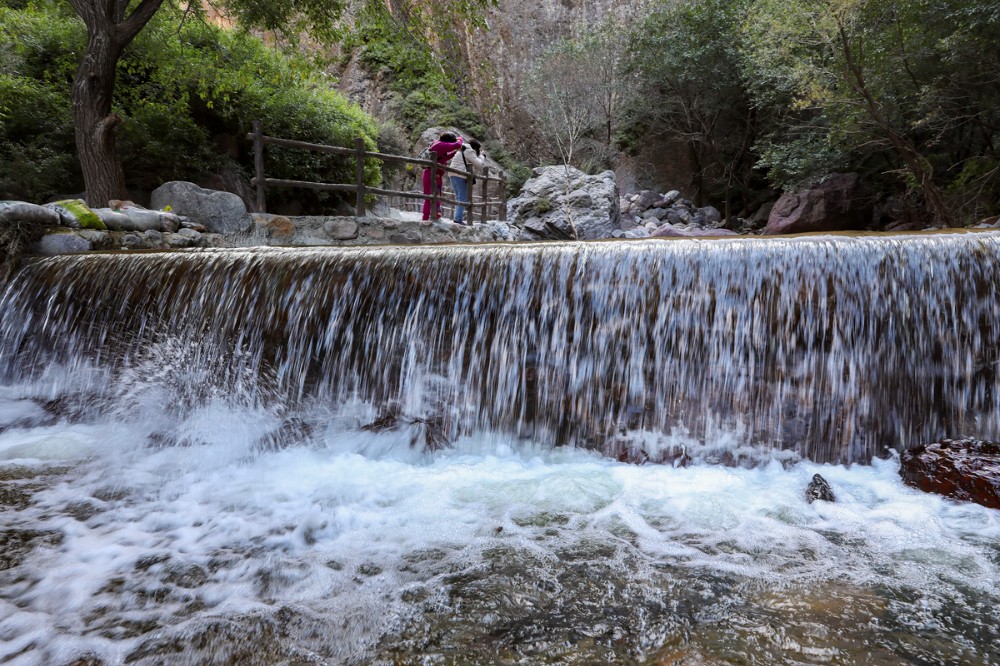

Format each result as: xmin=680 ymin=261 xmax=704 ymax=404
xmin=900 ymin=438 xmax=1000 ymax=509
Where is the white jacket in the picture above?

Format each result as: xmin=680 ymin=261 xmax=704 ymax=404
xmin=449 ymin=145 xmax=485 ymax=181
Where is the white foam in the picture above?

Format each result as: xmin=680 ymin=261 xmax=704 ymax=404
xmin=1 ymin=415 xmax=999 ymax=664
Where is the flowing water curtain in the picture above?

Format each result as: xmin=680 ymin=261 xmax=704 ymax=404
xmin=2 ymin=237 xmax=1000 ymax=462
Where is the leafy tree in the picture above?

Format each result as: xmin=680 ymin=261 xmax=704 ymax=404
xmin=342 ymin=0 xmax=488 ymax=137
xmin=1 ymin=1 xmax=379 ymax=206
xmin=627 ymin=0 xmax=760 ymax=215
xmin=741 ymin=0 xmax=1000 ymax=226
xmin=520 ymin=18 xmax=636 ymax=173
xmin=63 ymin=0 xmax=495 ymax=207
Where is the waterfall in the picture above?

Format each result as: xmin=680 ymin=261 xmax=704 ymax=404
xmin=2 ymin=234 xmax=998 ymax=464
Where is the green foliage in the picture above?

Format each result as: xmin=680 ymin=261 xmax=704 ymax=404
xmin=626 ymin=0 xmax=761 ymax=210
xmin=482 ymin=140 xmax=530 ymax=194
xmin=741 ymin=0 xmax=1000 ymax=222
xmin=1 ymin=0 xmax=380 ymax=209
xmin=621 ymin=0 xmax=999 ymax=222
xmin=344 ymin=0 xmax=488 ymax=138
xmin=0 ymin=3 xmax=81 ymax=200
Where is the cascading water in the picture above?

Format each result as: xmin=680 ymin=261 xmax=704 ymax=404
xmin=0 ymin=236 xmax=998 ymax=665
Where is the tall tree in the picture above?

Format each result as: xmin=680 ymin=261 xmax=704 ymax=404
xmin=65 ymin=0 xmax=494 ymax=207
xmin=522 ymin=40 xmax=601 ymax=169
xmin=740 ymin=0 xmax=1000 ymax=226
xmin=628 ymin=0 xmax=759 ymax=214
xmin=68 ymin=0 xmax=167 ymax=207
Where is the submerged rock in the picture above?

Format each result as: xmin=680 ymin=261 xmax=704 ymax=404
xmin=805 ymin=473 xmax=836 ymax=503
xmin=899 ymin=438 xmax=1000 ymax=509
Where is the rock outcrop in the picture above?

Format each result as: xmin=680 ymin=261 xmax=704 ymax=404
xmin=508 ymin=165 xmax=620 ymax=240
xmin=765 ymin=173 xmax=872 ymax=235
xmin=899 ymin=438 xmax=1000 ymax=509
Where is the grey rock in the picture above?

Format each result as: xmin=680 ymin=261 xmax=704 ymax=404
xmin=143 ymin=230 xmax=163 ymax=246
xmin=178 ymin=228 xmax=202 ymax=242
xmin=150 ymin=181 xmax=251 ymax=234
xmin=164 ymin=233 xmax=192 ymax=248
xmin=200 ymin=233 xmax=228 ymax=248
xmin=651 ymin=223 xmax=739 ymax=239
xmin=805 ymin=473 xmax=836 ymax=503
xmin=623 ymin=228 xmax=651 ymax=239
xmin=765 ymin=173 xmax=871 ymax=235
xmin=77 ymin=229 xmax=112 ymax=249
xmin=92 ymin=208 xmax=134 ymax=230
xmin=179 ymin=217 xmax=207 ymax=232
xmin=662 ymin=190 xmax=681 ymax=205
xmin=564 ymin=189 xmax=593 ymax=207
xmin=666 ymin=209 xmax=689 ymax=225
xmin=508 ymin=166 xmax=620 ymax=240
xmin=389 ymin=230 xmax=422 ymax=245
xmin=121 ymin=233 xmax=144 ymax=249
xmin=32 ymin=231 xmax=91 ymax=255
xmin=632 ymin=190 xmax=661 ymax=213
xmin=748 ymin=202 xmax=774 ymax=227
xmin=700 ymin=205 xmax=723 ymax=227
xmin=324 ymin=218 xmax=360 ymax=240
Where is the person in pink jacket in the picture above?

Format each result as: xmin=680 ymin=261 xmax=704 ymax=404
xmin=422 ymin=132 xmax=463 ymax=221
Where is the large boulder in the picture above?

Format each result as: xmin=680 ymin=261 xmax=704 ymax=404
xmin=508 ymin=166 xmax=620 ymax=240
xmin=765 ymin=173 xmax=871 ymax=235
xmin=150 ymin=181 xmax=250 ymax=234
xmin=899 ymin=438 xmax=1000 ymax=509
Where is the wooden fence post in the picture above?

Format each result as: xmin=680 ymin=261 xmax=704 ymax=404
xmin=354 ymin=137 xmax=366 ymax=217
xmin=253 ymin=121 xmax=266 ymax=213
xmin=479 ymin=167 xmax=490 ymax=224
xmin=498 ymin=175 xmax=508 ymax=221
xmin=429 ymin=152 xmax=439 ymax=220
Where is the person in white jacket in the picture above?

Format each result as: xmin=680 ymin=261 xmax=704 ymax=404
xmin=448 ymin=139 xmax=484 ymax=225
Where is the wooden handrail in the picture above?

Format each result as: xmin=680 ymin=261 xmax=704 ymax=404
xmin=252 ymin=133 xmax=504 ymax=182
xmin=248 ymin=124 xmax=508 ymax=222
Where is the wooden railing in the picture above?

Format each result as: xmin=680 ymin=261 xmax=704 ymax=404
xmin=248 ymin=121 xmax=507 ymax=223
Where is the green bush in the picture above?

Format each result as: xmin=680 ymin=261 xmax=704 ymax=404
xmin=0 ymin=0 xmax=381 ymax=210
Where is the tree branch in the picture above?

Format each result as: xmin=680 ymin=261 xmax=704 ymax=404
xmin=119 ymin=0 xmax=168 ymax=46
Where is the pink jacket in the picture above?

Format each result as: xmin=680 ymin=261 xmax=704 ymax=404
xmin=428 ymin=138 xmax=463 ymax=167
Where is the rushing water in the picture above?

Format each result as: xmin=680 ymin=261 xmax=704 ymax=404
xmin=1 ymin=236 xmax=999 ymax=665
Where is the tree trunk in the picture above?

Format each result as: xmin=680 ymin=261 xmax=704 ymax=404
xmin=72 ymin=27 xmax=127 ymax=207
xmin=68 ymin=0 xmax=166 ymax=207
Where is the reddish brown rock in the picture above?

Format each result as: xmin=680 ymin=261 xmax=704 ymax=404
xmin=764 ymin=173 xmax=871 ymax=235
xmin=899 ymin=439 xmax=1000 ymax=509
